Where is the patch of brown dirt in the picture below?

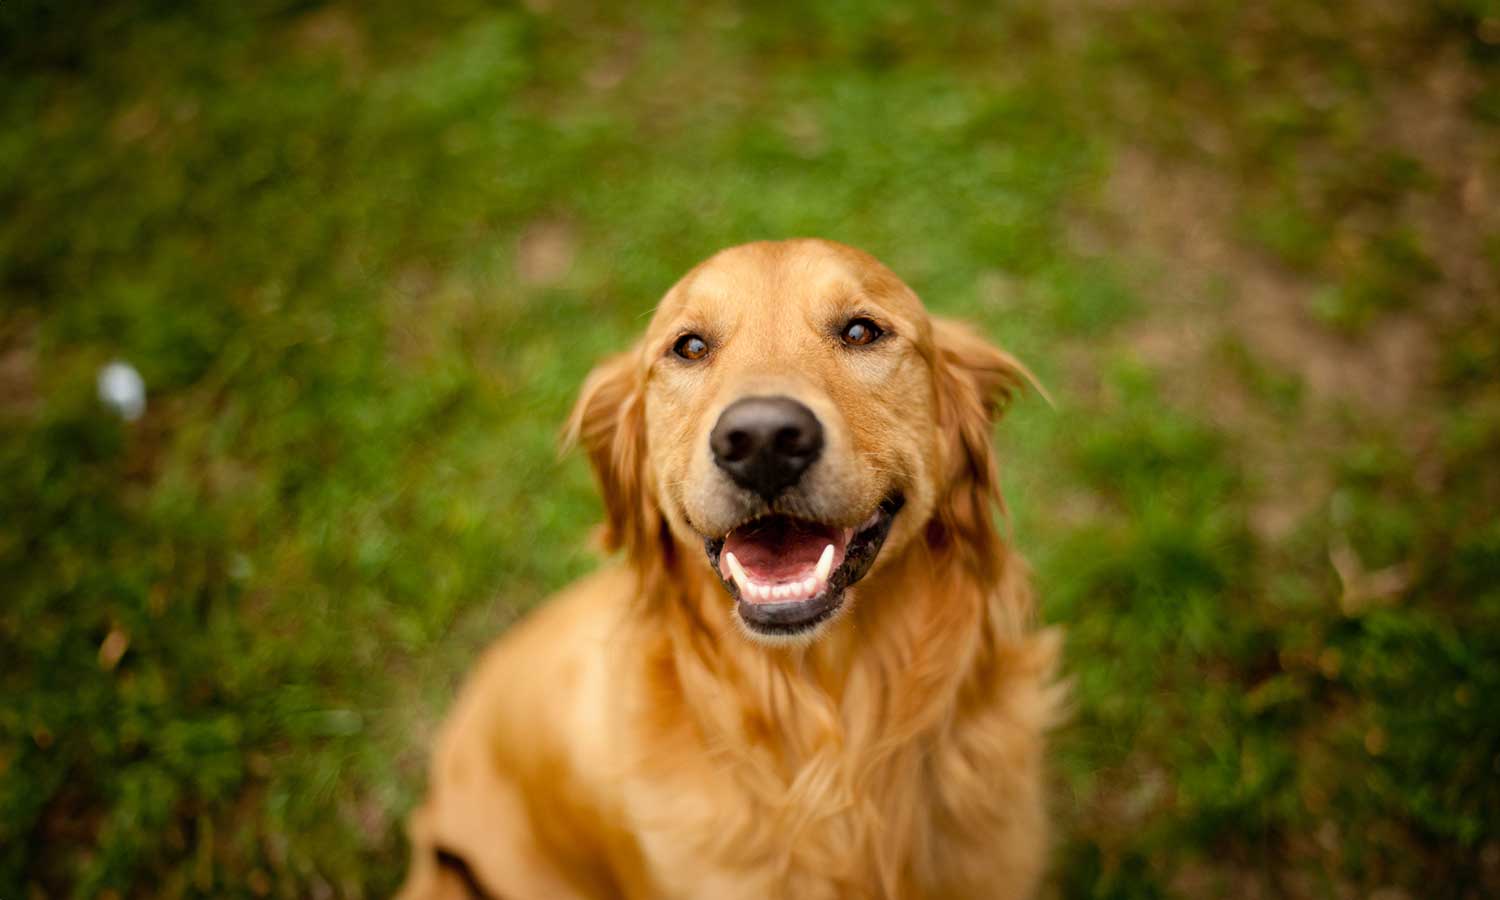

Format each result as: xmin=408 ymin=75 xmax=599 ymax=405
xmin=1072 ymin=149 xmax=1331 ymax=543
xmin=1076 ymin=11 xmax=1500 ymax=547
xmin=515 ymin=219 xmax=577 ymax=287
xmin=1072 ymin=137 xmax=1471 ymax=547
xmin=288 ymin=6 xmax=367 ymax=77
xmin=1099 ymin=146 xmax=1438 ymax=418
xmin=1383 ymin=40 xmax=1500 ymax=319
xmin=0 ymin=315 xmax=39 ymax=418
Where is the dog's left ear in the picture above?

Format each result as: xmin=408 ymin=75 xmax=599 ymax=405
xmin=563 ymin=347 xmax=660 ymax=562
xmin=929 ymin=317 xmax=1040 ymax=567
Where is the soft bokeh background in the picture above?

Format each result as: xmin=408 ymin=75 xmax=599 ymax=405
xmin=4 ymin=1 xmax=1499 ymax=897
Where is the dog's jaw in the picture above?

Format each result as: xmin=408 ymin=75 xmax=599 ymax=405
xmin=701 ymin=493 xmax=905 ymax=642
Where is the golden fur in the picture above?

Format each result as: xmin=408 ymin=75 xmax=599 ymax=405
xmin=399 ymin=239 xmax=1062 ymax=899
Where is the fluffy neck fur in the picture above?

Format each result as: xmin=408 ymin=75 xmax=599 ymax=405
xmin=631 ymin=524 xmax=1053 ymax=898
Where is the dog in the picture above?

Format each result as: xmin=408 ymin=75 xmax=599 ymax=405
xmin=398 ymin=239 xmax=1062 ymax=899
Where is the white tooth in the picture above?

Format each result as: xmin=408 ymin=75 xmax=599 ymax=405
xmin=724 ymin=552 xmax=750 ymax=595
xmin=860 ymin=511 xmax=879 ymax=531
xmin=804 ymin=577 xmax=818 ymax=596
xmin=770 ymin=585 xmax=782 ymax=600
xmin=759 ymin=584 xmax=773 ymax=602
xmin=815 ymin=544 xmax=835 ymax=582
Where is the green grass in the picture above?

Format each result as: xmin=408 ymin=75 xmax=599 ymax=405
xmin=3 ymin=2 xmax=1498 ymax=897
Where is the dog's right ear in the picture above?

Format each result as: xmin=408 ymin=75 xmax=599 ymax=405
xmin=928 ymin=317 xmax=1043 ymax=579
xmin=563 ymin=348 xmax=657 ymax=560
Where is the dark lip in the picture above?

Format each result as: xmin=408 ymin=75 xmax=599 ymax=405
xmin=703 ymin=493 xmax=906 ymax=637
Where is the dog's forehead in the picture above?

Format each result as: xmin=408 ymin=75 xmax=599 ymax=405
xmin=649 ymin=240 xmax=927 ymax=333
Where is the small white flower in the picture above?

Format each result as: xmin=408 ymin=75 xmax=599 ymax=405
xmin=97 ymin=360 xmax=146 ymax=421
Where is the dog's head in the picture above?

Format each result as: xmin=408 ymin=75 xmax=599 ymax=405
xmin=567 ymin=239 xmax=1033 ymax=644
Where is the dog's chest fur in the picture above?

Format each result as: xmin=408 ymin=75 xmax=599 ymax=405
xmin=613 ymin=616 xmax=1055 ymax=900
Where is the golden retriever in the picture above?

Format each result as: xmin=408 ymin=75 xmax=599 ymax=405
xmin=398 ymin=239 xmax=1062 ymax=899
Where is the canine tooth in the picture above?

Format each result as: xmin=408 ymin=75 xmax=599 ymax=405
xmin=724 ymin=552 xmax=749 ymax=593
xmin=815 ymin=544 xmax=835 ymax=582
xmin=723 ymin=549 xmax=747 ymax=585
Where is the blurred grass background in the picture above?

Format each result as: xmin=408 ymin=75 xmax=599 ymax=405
xmin=3 ymin=1 xmax=1499 ymax=897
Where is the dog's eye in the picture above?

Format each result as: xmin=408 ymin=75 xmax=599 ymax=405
xmin=840 ymin=318 xmax=883 ymax=347
xmin=673 ymin=333 xmax=710 ymax=361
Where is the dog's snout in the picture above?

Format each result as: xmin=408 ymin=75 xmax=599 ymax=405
xmin=710 ymin=396 xmax=824 ymax=500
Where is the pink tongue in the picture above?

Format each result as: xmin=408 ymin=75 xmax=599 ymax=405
xmin=723 ymin=517 xmax=840 ymax=582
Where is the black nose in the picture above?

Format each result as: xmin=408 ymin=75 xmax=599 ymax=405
xmin=710 ymin=396 xmax=824 ymax=500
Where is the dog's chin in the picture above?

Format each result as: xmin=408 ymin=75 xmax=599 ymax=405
xmin=701 ymin=493 xmax=905 ymax=643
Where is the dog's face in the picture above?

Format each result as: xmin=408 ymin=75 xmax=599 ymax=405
xmin=570 ymin=240 xmax=1029 ymax=644
xmin=645 ymin=242 xmax=935 ymax=642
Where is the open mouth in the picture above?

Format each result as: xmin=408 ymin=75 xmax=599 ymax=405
xmin=704 ymin=494 xmax=905 ymax=638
